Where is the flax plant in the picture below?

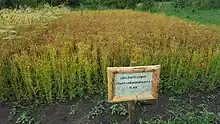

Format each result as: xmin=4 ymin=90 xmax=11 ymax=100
xmin=0 ymin=10 xmax=220 ymax=103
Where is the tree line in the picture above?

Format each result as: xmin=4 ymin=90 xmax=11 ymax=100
xmin=0 ymin=0 xmax=220 ymax=10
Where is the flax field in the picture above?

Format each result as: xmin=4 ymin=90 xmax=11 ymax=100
xmin=1 ymin=9 xmax=220 ymax=103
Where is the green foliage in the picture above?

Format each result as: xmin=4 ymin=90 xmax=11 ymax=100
xmin=110 ymin=103 xmax=128 ymax=116
xmin=154 ymin=8 xmax=220 ymax=25
xmin=81 ymin=0 xmax=143 ymax=9
xmin=19 ymin=0 xmax=39 ymax=6
xmin=89 ymin=103 xmax=105 ymax=119
xmin=8 ymin=107 xmax=17 ymax=121
xmin=171 ymin=0 xmax=220 ymax=9
xmin=0 ymin=0 xmax=145 ymax=9
xmin=69 ymin=104 xmax=77 ymax=115
xmin=171 ymin=0 xmax=190 ymax=8
xmin=0 ymin=0 xmax=79 ymax=9
xmin=1 ymin=0 xmax=220 ymax=9
xmin=139 ymin=109 xmax=216 ymax=124
xmin=0 ymin=0 xmax=18 ymax=9
xmin=104 ymin=0 xmax=142 ymax=9
xmin=136 ymin=0 xmax=155 ymax=11
xmin=16 ymin=111 xmax=39 ymax=124
xmin=191 ymin=0 xmax=220 ymax=9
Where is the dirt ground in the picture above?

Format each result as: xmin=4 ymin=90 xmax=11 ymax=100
xmin=1 ymin=88 xmax=220 ymax=124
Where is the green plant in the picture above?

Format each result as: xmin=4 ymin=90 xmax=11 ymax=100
xmin=142 ymin=0 xmax=155 ymax=11
xmin=69 ymin=103 xmax=78 ymax=115
xmin=110 ymin=103 xmax=128 ymax=116
xmin=153 ymin=7 xmax=220 ymax=25
xmin=82 ymin=0 xmax=143 ymax=9
xmin=139 ymin=109 xmax=215 ymax=124
xmin=217 ymin=112 xmax=220 ymax=123
xmin=16 ymin=111 xmax=39 ymax=124
xmin=171 ymin=0 xmax=190 ymax=8
xmin=8 ymin=107 xmax=17 ymax=121
xmin=171 ymin=0 xmax=220 ymax=9
xmin=89 ymin=103 xmax=105 ymax=119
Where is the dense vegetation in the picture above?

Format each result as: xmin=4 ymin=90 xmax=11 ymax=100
xmin=1 ymin=0 xmax=220 ymax=10
xmin=0 ymin=9 xmax=220 ymax=103
xmin=156 ymin=8 xmax=220 ymax=25
xmin=1 ymin=1 xmax=220 ymax=123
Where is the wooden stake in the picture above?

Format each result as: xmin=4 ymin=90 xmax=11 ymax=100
xmin=128 ymin=101 xmax=136 ymax=124
xmin=128 ymin=61 xmax=137 ymax=124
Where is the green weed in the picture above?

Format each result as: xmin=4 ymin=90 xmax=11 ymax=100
xmin=89 ymin=103 xmax=106 ymax=119
xmin=110 ymin=103 xmax=128 ymax=116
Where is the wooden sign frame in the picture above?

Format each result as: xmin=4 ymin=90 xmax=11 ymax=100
xmin=107 ymin=65 xmax=160 ymax=103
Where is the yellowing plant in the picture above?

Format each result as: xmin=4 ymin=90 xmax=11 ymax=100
xmin=0 ymin=10 xmax=220 ymax=103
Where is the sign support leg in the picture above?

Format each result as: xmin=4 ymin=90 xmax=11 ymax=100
xmin=128 ymin=101 xmax=136 ymax=124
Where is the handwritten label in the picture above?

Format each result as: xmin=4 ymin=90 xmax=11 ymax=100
xmin=114 ymin=72 xmax=153 ymax=97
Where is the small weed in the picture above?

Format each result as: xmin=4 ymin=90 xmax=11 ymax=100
xmin=69 ymin=108 xmax=76 ymax=116
xmin=16 ymin=111 xmax=39 ymax=124
xmin=8 ymin=107 xmax=17 ymax=121
xmin=8 ymin=102 xmax=23 ymax=121
xmin=110 ymin=103 xmax=128 ymax=116
xmin=69 ymin=104 xmax=78 ymax=116
xmin=216 ymin=113 xmax=220 ymax=123
xmin=89 ymin=103 xmax=105 ymax=119
xmin=139 ymin=107 xmax=216 ymax=124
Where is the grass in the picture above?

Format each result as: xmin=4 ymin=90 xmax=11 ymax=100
xmin=154 ymin=7 xmax=220 ymax=26
xmin=139 ymin=110 xmax=217 ymax=124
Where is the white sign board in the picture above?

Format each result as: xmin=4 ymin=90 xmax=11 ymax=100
xmin=107 ymin=65 xmax=160 ymax=103
xmin=114 ymin=72 xmax=153 ymax=96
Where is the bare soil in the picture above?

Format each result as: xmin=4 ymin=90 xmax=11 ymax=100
xmin=1 ymin=88 xmax=220 ymax=124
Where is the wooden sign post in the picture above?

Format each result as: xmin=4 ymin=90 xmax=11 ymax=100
xmin=107 ymin=63 xmax=160 ymax=124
